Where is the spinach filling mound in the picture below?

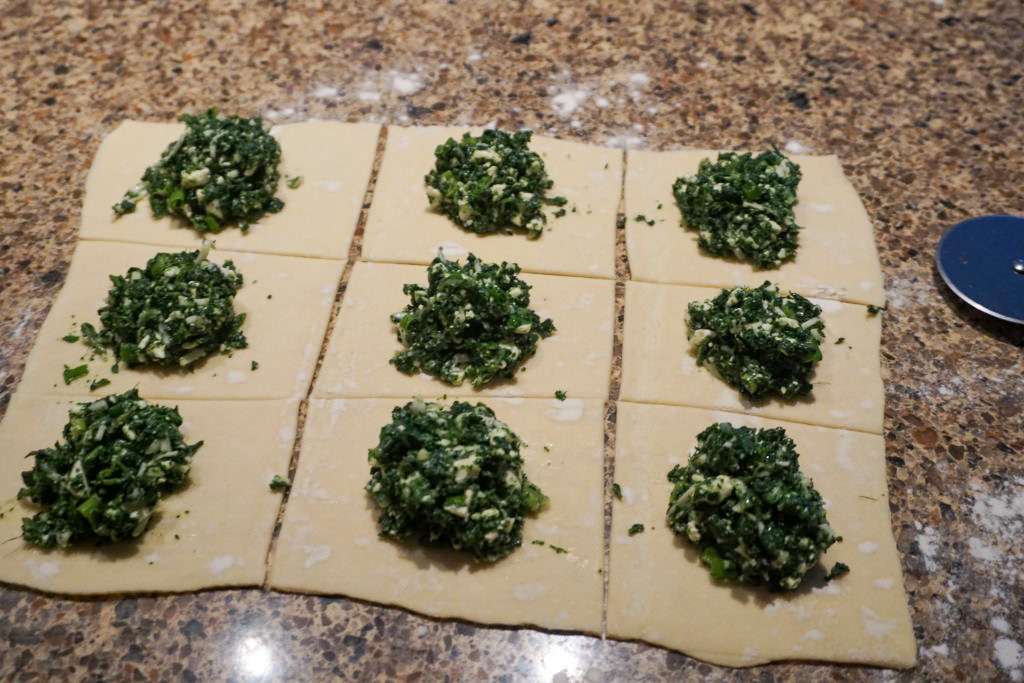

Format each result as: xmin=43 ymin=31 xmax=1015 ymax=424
xmin=390 ymin=252 xmax=555 ymax=388
xmin=18 ymin=389 xmax=202 ymax=549
xmin=366 ymin=398 xmax=548 ymax=562
xmin=686 ymin=281 xmax=824 ymax=399
xmin=672 ymin=148 xmax=803 ymax=268
xmin=666 ymin=422 xmax=844 ymax=592
xmin=425 ymin=129 xmax=566 ymax=238
xmin=114 ymin=107 xmax=284 ymax=233
xmin=82 ymin=242 xmax=247 ymax=370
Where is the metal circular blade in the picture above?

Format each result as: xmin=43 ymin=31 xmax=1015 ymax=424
xmin=936 ymin=215 xmax=1024 ymax=324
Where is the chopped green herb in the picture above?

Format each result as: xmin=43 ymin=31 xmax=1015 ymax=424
xmin=83 ymin=243 xmax=247 ymax=370
xmin=686 ymin=281 xmax=825 ymax=399
xmin=532 ymin=539 xmax=546 ymax=546
xmin=286 ymin=175 xmax=303 ymax=189
xmin=542 ymin=444 xmax=551 ymax=452
xmin=79 ymin=322 xmax=104 ymax=350
xmin=251 ymin=360 xmax=259 ymax=371
xmin=390 ymin=252 xmax=555 ymax=388
xmin=666 ymin=422 xmax=843 ymax=592
xmin=62 ymin=334 xmax=79 ymax=343
xmin=553 ymin=208 xmax=566 ymax=218
xmin=269 ymin=475 xmax=291 ymax=492
xmin=867 ymin=304 xmax=885 ymax=315
xmin=612 ymin=483 xmax=623 ymax=500
xmin=826 ymin=561 xmax=850 ymax=582
xmin=673 ymin=147 xmax=802 ymax=268
xmin=17 ymin=389 xmax=201 ymax=548
xmin=554 ymin=390 xmax=567 ymax=401
xmin=656 ymin=202 xmax=663 ymax=210
xmin=366 ymin=398 xmax=548 ymax=562
xmin=89 ymin=378 xmax=111 ymax=392
xmin=549 ymin=544 xmax=568 ymax=554
xmin=634 ymin=214 xmax=655 ymax=226
xmin=62 ymin=364 xmax=89 ymax=385
xmin=174 ymin=534 xmax=180 ymax=540
xmin=834 ymin=337 xmax=846 ymax=345
xmin=615 ymin=216 xmax=626 ymax=229
xmin=113 ymin=107 xmax=284 ymax=234
xmin=425 ymin=129 xmax=565 ymax=238
xmin=628 ymin=523 xmax=645 ymax=536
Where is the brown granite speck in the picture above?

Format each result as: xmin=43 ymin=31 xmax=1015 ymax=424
xmin=1 ymin=1 xmax=1023 ymax=680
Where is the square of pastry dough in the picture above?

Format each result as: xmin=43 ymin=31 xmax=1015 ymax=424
xmin=624 ymin=149 xmax=884 ymax=306
xmin=608 ymin=401 xmax=915 ymax=668
xmin=78 ymin=120 xmax=380 ymax=259
xmin=361 ymin=125 xmax=622 ymax=279
xmin=0 ymin=392 xmax=299 ymax=594
xmin=620 ymin=281 xmax=883 ymax=433
xmin=269 ymin=397 xmax=605 ymax=634
xmin=313 ymin=261 xmax=615 ymax=400
xmin=18 ymin=240 xmax=342 ymax=400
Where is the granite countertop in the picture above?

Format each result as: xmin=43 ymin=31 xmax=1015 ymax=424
xmin=1 ymin=1 xmax=1022 ymax=680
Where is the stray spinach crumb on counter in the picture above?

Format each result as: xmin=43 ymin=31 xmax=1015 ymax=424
xmin=628 ymin=523 xmax=645 ymax=536
xmin=113 ymin=107 xmax=286 ymax=234
xmin=666 ymin=422 xmax=844 ymax=592
xmin=672 ymin=148 xmax=803 ymax=268
xmin=269 ymin=474 xmax=291 ymax=492
xmin=18 ymin=389 xmax=201 ymax=549
xmin=686 ymin=281 xmax=825 ymax=399
xmin=82 ymin=242 xmax=247 ymax=370
xmin=366 ymin=398 xmax=548 ymax=562
xmin=425 ymin=129 xmax=566 ymax=238
xmin=390 ymin=252 xmax=555 ymax=388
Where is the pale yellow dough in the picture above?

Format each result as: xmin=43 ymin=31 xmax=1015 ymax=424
xmin=313 ymin=261 xmax=615 ymax=400
xmin=362 ymin=126 xmax=622 ymax=279
xmin=624 ymin=149 xmax=885 ymax=306
xmin=78 ymin=120 xmax=380 ymax=259
xmin=0 ymin=393 xmax=299 ymax=594
xmin=18 ymin=241 xmax=342 ymax=400
xmin=620 ymin=280 xmax=883 ymax=434
xmin=269 ymin=397 xmax=605 ymax=634
xmin=608 ymin=401 xmax=915 ymax=668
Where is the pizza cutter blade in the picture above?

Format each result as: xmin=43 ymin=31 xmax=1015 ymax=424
xmin=936 ymin=214 xmax=1024 ymax=324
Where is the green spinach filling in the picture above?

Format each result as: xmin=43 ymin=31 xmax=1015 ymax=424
xmin=18 ymin=389 xmax=201 ymax=549
xmin=390 ymin=252 xmax=555 ymax=388
xmin=366 ymin=398 xmax=548 ymax=562
xmin=686 ymin=281 xmax=824 ymax=399
xmin=82 ymin=243 xmax=247 ymax=370
xmin=666 ymin=422 xmax=844 ymax=592
xmin=425 ymin=129 xmax=566 ymax=238
xmin=673 ymin=148 xmax=802 ymax=268
xmin=114 ymin=107 xmax=284 ymax=234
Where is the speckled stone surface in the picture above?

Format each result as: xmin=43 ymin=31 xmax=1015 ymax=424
xmin=2 ymin=1 xmax=1022 ymax=680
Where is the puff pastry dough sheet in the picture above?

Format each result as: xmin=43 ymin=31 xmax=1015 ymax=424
xmin=624 ymin=149 xmax=885 ymax=306
xmin=18 ymin=241 xmax=342 ymax=400
xmin=269 ymin=397 xmax=605 ymax=634
xmin=78 ymin=120 xmax=380 ymax=259
xmin=362 ymin=126 xmax=622 ymax=279
xmin=620 ymin=281 xmax=883 ymax=434
xmin=0 ymin=393 xmax=299 ymax=594
xmin=608 ymin=401 xmax=915 ymax=668
xmin=313 ymin=261 xmax=615 ymax=400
